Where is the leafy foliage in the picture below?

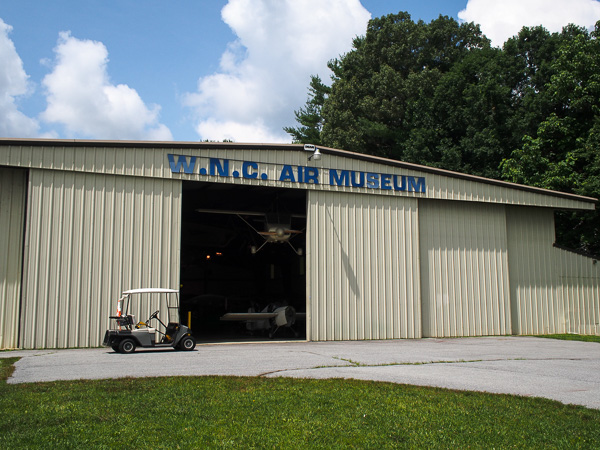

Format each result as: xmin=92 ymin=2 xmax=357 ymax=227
xmin=283 ymin=75 xmax=330 ymax=144
xmin=320 ymin=13 xmax=490 ymax=162
xmin=285 ymin=13 xmax=600 ymax=255
xmin=501 ymin=24 xmax=600 ymax=254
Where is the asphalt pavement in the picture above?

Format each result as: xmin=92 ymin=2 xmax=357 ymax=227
xmin=3 ymin=336 xmax=599 ymax=410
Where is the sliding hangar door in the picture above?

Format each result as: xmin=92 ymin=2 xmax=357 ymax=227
xmin=17 ymin=169 xmax=181 ymax=349
xmin=307 ymin=190 xmax=421 ymax=340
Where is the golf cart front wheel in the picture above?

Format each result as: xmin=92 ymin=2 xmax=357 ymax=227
xmin=118 ymin=339 xmax=136 ymax=354
xmin=179 ymin=335 xmax=196 ymax=351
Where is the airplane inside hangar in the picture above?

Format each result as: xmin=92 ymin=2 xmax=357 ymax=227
xmin=179 ymin=181 xmax=307 ymax=341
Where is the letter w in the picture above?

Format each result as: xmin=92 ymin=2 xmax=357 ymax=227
xmin=168 ymin=154 xmax=196 ymax=174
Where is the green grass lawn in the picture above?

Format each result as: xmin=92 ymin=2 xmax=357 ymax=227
xmin=537 ymin=334 xmax=600 ymax=343
xmin=1 ymin=358 xmax=599 ymax=448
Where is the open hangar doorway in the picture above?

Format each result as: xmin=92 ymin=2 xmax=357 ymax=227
xmin=180 ymin=181 xmax=307 ymax=342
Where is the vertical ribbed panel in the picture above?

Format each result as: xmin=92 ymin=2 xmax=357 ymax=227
xmin=506 ymin=207 xmax=562 ymax=335
xmin=505 ymin=207 xmax=600 ymax=336
xmin=558 ymin=248 xmax=600 ymax=335
xmin=0 ymin=168 xmax=27 ymax=348
xmin=21 ymin=169 xmax=181 ymax=348
xmin=419 ymin=200 xmax=511 ymax=337
xmin=307 ymin=191 xmax=420 ymax=341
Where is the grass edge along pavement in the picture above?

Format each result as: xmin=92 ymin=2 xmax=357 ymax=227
xmin=1 ymin=358 xmax=599 ymax=448
xmin=536 ymin=334 xmax=600 ymax=343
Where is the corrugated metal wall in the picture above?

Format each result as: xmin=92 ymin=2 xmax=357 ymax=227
xmin=558 ymin=248 xmax=600 ymax=335
xmin=507 ymin=206 xmax=600 ymax=335
xmin=20 ymin=169 xmax=181 ymax=348
xmin=506 ymin=207 xmax=563 ymax=335
xmin=0 ymin=168 xmax=27 ymax=348
xmin=419 ymin=200 xmax=511 ymax=337
xmin=307 ymin=190 xmax=421 ymax=340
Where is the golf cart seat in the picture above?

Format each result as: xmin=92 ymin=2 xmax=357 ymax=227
xmin=162 ymin=322 xmax=181 ymax=343
xmin=110 ymin=314 xmax=135 ymax=329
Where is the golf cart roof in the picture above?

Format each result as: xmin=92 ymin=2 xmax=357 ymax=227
xmin=122 ymin=288 xmax=179 ymax=295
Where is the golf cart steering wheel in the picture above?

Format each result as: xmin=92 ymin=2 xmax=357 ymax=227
xmin=147 ymin=310 xmax=159 ymax=323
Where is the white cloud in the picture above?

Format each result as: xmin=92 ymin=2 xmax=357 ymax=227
xmin=0 ymin=18 xmax=39 ymax=137
xmin=185 ymin=0 xmax=371 ymax=143
xmin=459 ymin=0 xmax=600 ymax=47
xmin=41 ymin=32 xmax=172 ymax=141
xmin=197 ymin=118 xmax=282 ymax=143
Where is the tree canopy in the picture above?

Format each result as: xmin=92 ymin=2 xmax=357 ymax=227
xmin=285 ymin=13 xmax=600 ymax=255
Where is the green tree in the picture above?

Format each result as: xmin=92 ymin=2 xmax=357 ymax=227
xmin=320 ymin=13 xmax=490 ymax=160
xmin=284 ymin=75 xmax=330 ymax=145
xmin=400 ymin=45 xmax=515 ymax=178
xmin=501 ymin=24 xmax=600 ymax=255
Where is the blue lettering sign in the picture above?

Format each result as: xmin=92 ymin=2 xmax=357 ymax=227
xmin=279 ymin=165 xmax=295 ymax=182
xmin=304 ymin=167 xmax=319 ymax=184
xmin=330 ymin=169 xmax=350 ymax=187
xmin=366 ymin=173 xmax=379 ymax=189
xmin=393 ymin=175 xmax=406 ymax=191
xmin=210 ymin=158 xmax=229 ymax=176
xmin=407 ymin=176 xmax=426 ymax=193
xmin=168 ymin=154 xmax=196 ymax=174
xmin=242 ymin=161 xmax=258 ymax=179
xmin=166 ymin=154 xmax=425 ymax=194
xmin=380 ymin=174 xmax=392 ymax=190
xmin=351 ymin=171 xmax=365 ymax=187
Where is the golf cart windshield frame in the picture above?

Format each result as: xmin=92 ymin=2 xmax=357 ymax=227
xmin=118 ymin=288 xmax=181 ymax=326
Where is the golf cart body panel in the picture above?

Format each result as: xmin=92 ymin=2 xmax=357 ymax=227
xmin=102 ymin=289 xmax=196 ymax=353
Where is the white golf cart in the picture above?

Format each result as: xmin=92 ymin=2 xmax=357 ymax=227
xmin=102 ymin=288 xmax=196 ymax=353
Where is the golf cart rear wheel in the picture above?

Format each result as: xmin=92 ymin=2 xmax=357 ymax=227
xmin=179 ymin=335 xmax=196 ymax=351
xmin=118 ymin=339 xmax=136 ymax=354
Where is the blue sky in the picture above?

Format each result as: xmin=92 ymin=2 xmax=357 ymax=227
xmin=1 ymin=0 xmax=599 ymax=143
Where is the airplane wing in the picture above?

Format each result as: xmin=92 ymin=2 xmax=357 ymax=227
xmin=258 ymin=230 xmax=303 ymax=236
xmin=196 ymin=208 xmax=265 ymax=216
xmin=196 ymin=208 xmax=305 ymax=219
xmin=220 ymin=312 xmax=278 ymax=321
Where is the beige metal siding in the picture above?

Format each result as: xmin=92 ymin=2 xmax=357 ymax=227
xmin=506 ymin=207 xmax=563 ymax=335
xmin=506 ymin=207 xmax=599 ymax=336
xmin=558 ymin=249 xmax=600 ymax=335
xmin=307 ymin=190 xmax=421 ymax=341
xmin=20 ymin=169 xmax=181 ymax=348
xmin=419 ymin=200 xmax=511 ymax=337
xmin=0 ymin=168 xmax=27 ymax=348
xmin=0 ymin=142 xmax=593 ymax=210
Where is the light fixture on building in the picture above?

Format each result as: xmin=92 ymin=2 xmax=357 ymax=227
xmin=304 ymin=144 xmax=321 ymax=161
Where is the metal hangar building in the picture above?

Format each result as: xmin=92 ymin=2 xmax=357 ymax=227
xmin=1 ymin=138 xmax=599 ymax=349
